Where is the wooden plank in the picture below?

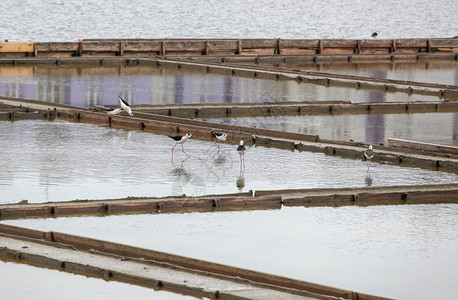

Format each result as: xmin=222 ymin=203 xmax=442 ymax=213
xmin=388 ymin=138 xmax=458 ymax=155
xmin=0 ymin=42 xmax=34 ymax=53
xmin=240 ymin=39 xmax=278 ymax=49
xmin=35 ymin=42 xmax=79 ymax=52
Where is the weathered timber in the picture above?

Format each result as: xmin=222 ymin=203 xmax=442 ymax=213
xmin=388 ymin=138 xmax=458 ymax=155
xmin=1 ymin=184 xmax=457 ymax=220
xmin=137 ymin=58 xmax=458 ymax=100
xmin=0 ymin=228 xmax=389 ymax=300
xmin=1 ymin=38 xmax=458 ymax=58
xmin=2 ymin=97 xmax=458 ymax=173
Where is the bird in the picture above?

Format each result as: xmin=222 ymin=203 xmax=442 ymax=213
xmin=364 ymin=145 xmax=374 ymax=170
xmin=371 ymin=32 xmax=378 ymax=38
xmin=169 ymin=133 xmax=192 ymax=161
xmin=211 ymin=131 xmax=227 ymax=152
xmin=237 ymin=140 xmax=246 ymax=167
xmin=104 ymin=108 xmax=122 ymax=124
xmin=118 ymin=96 xmax=134 ymax=116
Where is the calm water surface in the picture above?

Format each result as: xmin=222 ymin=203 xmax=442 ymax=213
xmin=0 ymin=261 xmax=195 ymax=300
xmin=4 ymin=204 xmax=458 ymax=300
xmin=1 ymin=120 xmax=457 ymax=204
xmin=1 ymin=0 xmax=457 ymax=41
xmin=0 ymin=64 xmax=446 ymax=108
xmin=210 ymin=113 xmax=458 ymax=146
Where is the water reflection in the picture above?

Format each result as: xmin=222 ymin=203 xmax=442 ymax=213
xmin=365 ymin=71 xmax=386 ymax=145
xmin=212 ymin=113 xmax=458 ymax=146
xmin=1 ymin=120 xmax=457 ymax=204
xmin=0 ymin=64 xmax=445 ymax=108
xmin=365 ymin=174 xmax=373 ymax=186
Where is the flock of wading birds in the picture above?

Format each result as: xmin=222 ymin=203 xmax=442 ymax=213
xmin=107 ymin=97 xmax=375 ymax=169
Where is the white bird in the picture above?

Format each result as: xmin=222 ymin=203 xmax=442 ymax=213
xmin=237 ymin=140 xmax=246 ymax=166
xmin=169 ymin=133 xmax=192 ymax=160
xmin=211 ymin=131 xmax=227 ymax=152
xmin=364 ymin=145 xmax=374 ymax=170
xmin=104 ymin=108 xmax=122 ymax=124
xmin=118 ymin=96 xmax=133 ymax=116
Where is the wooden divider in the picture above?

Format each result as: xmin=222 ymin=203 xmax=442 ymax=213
xmin=0 ymin=223 xmax=391 ymax=300
xmin=388 ymin=138 xmax=458 ymax=155
xmin=1 ymin=38 xmax=458 ymax=58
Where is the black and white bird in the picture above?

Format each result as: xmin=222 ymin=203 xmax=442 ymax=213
xmin=118 ymin=96 xmax=134 ymax=116
xmin=371 ymin=32 xmax=378 ymax=38
xmin=169 ymin=133 xmax=192 ymax=160
xmin=364 ymin=145 xmax=374 ymax=170
xmin=237 ymin=140 xmax=246 ymax=166
xmin=104 ymin=108 xmax=122 ymax=124
xmin=211 ymin=131 xmax=227 ymax=152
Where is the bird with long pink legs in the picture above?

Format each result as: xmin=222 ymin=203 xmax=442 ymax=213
xmin=364 ymin=145 xmax=374 ymax=172
xmin=211 ymin=131 xmax=227 ymax=153
xmin=237 ymin=140 xmax=246 ymax=168
xmin=104 ymin=108 xmax=122 ymax=125
xmin=169 ymin=133 xmax=192 ymax=162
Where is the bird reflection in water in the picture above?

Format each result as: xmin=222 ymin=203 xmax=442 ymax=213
xmin=365 ymin=174 xmax=373 ymax=187
xmin=106 ymin=128 xmax=131 ymax=140
xmin=171 ymin=156 xmax=191 ymax=177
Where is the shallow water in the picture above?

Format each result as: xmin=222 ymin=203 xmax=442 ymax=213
xmin=0 ymin=120 xmax=457 ymax=204
xmin=4 ymin=204 xmax=458 ymax=300
xmin=209 ymin=113 xmax=458 ymax=146
xmin=262 ymin=60 xmax=458 ymax=86
xmin=1 ymin=0 xmax=457 ymax=41
xmin=0 ymin=260 xmax=195 ymax=300
xmin=0 ymin=64 xmax=444 ymax=108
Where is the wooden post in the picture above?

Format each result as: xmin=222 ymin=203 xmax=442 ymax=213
xmin=427 ymin=39 xmax=432 ymax=53
xmin=277 ymin=38 xmax=282 ymax=55
xmin=119 ymin=41 xmax=125 ymax=56
xmin=237 ymin=40 xmax=242 ymax=54
xmin=205 ymin=41 xmax=210 ymax=55
xmin=356 ymin=40 xmax=361 ymax=54
xmin=318 ymin=40 xmax=323 ymax=54
xmin=160 ymin=41 xmax=166 ymax=56
xmin=34 ymin=43 xmax=38 ymax=57
xmin=392 ymin=39 xmax=397 ymax=53
xmin=77 ymin=40 xmax=83 ymax=57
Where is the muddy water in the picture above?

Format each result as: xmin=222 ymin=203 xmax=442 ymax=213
xmin=4 ymin=204 xmax=458 ymax=300
xmin=0 ymin=64 xmax=446 ymax=108
xmin=209 ymin=113 xmax=458 ymax=146
xmin=0 ymin=260 xmax=195 ymax=300
xmin=1 ymin=120 xmax=457 ymax=204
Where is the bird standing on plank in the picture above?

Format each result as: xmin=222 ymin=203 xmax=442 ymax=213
xmin=118 ymin=96 xmax=134 ymax=116
xmin=169 ymin=133 xmax=192 ymax=161
xmin=211 ymin=131 xmax=227 ymax=153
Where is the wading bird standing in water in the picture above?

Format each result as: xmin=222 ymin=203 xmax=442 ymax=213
xmin=211 ymin=131 xmax=227 ymax=153
xmin=118 ymin=96 xmax=134 ymax=116
xmin=169 ymin=133 xmax=192 ymax=161
xmin=237 ymin=140 xmax=246 ymax=167
xmin=104 ymin=108 xmax=122 ymax=124
xmin=364 ymin=145 xmax=374 ymax=171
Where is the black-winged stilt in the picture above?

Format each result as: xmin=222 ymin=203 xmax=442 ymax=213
xmin=104 ymin=108 xmax=122 ymax=124
xmin=237 ymin=140 xmax=246 ymax=167
xmin=211 ymin=131 xmax=227 ymax=152
xmin=371 ymin=32 xmax=378 ymax=38
xmin=169 ymin=133 xmax=192 ymax=161
xmin=118 ymin=96 xmax=134 ymax=116
xmin=364 ymin=145 xmax=374 ymax=170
